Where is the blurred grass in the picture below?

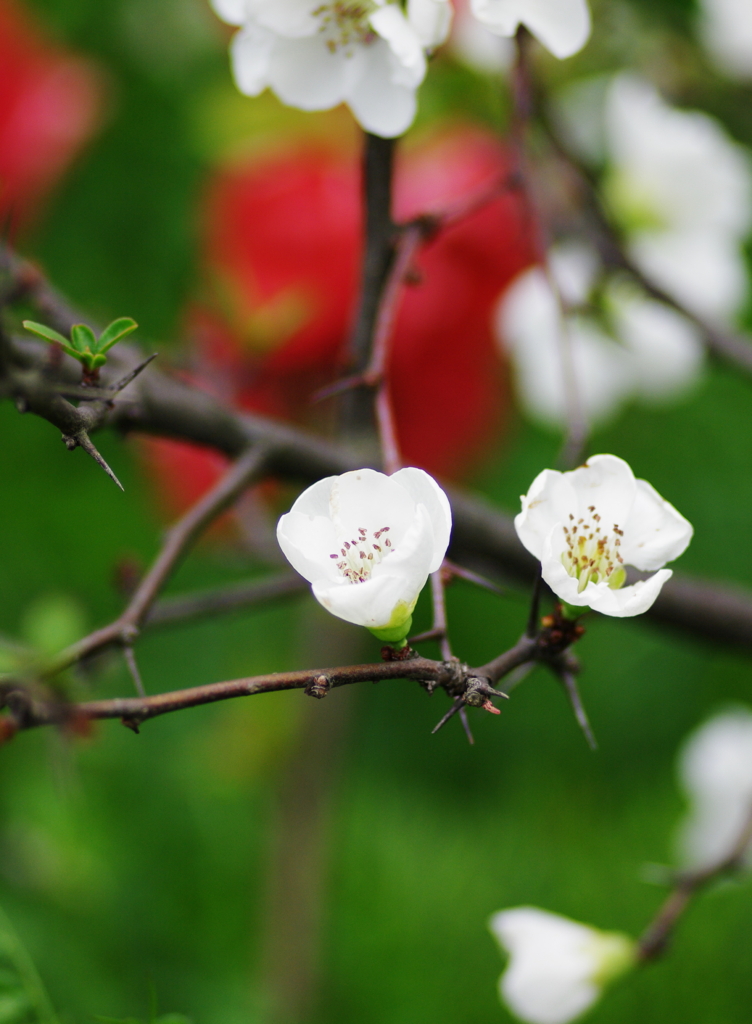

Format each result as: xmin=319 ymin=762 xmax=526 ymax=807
xmin=2 ymin=0 xmax=752 ymax=1021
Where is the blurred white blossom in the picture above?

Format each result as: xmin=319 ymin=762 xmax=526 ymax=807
xmin=277 ymin=467 xmax=451 ymax=643
xmin=469 ymin=0 xmax=591 ymax=59
xmin=677 ymin=707 xmax=752 ymax=868
xmin=496 ymin=243 xmax=704 ymax=429
xmin=489 ymin=906 xmax=636 ymax=1024
xmin=210 ymin=0 xmax=452 ymax=137
xmin=514 ymin=454 xmax=693 ymax=617
xmin=604 ymin=74 xmax=752 ymax=322
xmin=697 ymin=0 xmax=752 ymax=79
xmin=450 ymin=0 xmax=514 ymax=71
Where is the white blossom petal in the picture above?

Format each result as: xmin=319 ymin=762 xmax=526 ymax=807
xmin=248 ymin=0 xmax=320 ymax=37
xmin=370 ymin=5 xmax=427 ymax=86
xmin=266 ymin=34 xmax=350 ymax=110
xmin=470 ymin=0 xmax=591 ymax=59
xmin=346 ymin=39 xmax=419 ymax=136
xmin=490 ymin=907 xmax=635 ymax=1024
xmin=229 ymin=22 xmax=275 ymax=95
xmin=210 ymin=0 xmax=249 ymax=26
xmin=621 ymin=480 xmax=693 ymax=571
xmin=496 ymin=267 xmax=633 ymax=430
xmin=391 ymin=467 xmax=452 ymax=571
xmin=698 ymin=0 xmax=752 ymax=79
xmin=609 ymin=287 xmax=704 ymax=400
xmin=628 ymin=231 xmax=749 ymax=322
xmin=408 ymin=0 xmax=453 ymax=47
xmin=677 ymin=708 xmax=752 ymax=866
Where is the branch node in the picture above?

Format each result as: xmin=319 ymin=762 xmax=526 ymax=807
xmin=121 ymin=717 xmax=141 ymax=734
xmin=305 ymin=674 xmax=330 ymax=699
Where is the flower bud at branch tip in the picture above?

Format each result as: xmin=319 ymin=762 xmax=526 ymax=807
xmin=489 ymin=906 xmax=636 ymax=1024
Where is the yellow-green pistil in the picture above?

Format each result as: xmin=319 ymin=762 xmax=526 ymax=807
xmin=561 ymin=506 xmax=627 ymax=593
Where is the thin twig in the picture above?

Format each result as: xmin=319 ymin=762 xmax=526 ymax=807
xmin=1 ymin=654 xmax=512 ymax=734
xmin=539 ymin=115 xmax=752 ymax=379
xmin=40 ymin=444 xmax=270 ymax=678
xmin=638 ymin=802 xmax=752 ymax=960
xmin=145 ymin=572 xmax=306 ymax=629
xmin=559 ymin=669 xmax=597 ymax=750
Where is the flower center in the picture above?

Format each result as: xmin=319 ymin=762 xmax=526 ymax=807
xmin=313 ymin=2 xmax=377 ymax=53
xmin=560 ymin=506 xmax=626 ymax=593
xmin=329 ymin=525 xmax=393 ymax=583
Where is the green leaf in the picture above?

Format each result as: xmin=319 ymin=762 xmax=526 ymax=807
xmin=70 ymin=324 xmax=97 ymax=355
xmin=96 ymin=317 xmax=138 ymax=354
xmin=22 ymin=321 xmax=70 ymax=348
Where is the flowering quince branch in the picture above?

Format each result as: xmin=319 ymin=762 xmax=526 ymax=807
xmin=637 ymin=797 xmax=752 ymax=961
xmin=0 ymin=260 xmax=750 ymax=649
xmin=538 ymin=112 xmax=752 ymax=380
xmin=485 ymin=786 xmax=752 ymax=1023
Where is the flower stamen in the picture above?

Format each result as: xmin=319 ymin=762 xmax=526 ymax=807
xmin=561 ymin=505 xmax=626 ymax=593
xmin=313 ymin=1 xmax=377 ymax=53
xmin=330 ymin=523 xmax=394 ymax=583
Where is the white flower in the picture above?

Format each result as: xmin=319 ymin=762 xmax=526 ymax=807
xmin=697 ymin=0 xmax=752 ymax=80
xmin=604 ymin=74 xmax=752 ymax=322
xmin=210 ymin=0 xmax=452 ymax=138
xmin=489 ymin=907 xmax=636 ymax=1024
xmin=514 ymin=454 xmax=692 ymax=617
xmin=469 ymin=0 xmax=591 ymax=59
xmin=677 ymin=707 xmax=752 ymax=868
xmin=496 ymin=245 xmax=704 ymax=429
xmin=276 ymin=467 xmax=451 ymax=640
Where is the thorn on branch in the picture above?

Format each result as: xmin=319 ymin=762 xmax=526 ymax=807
xmin=121 ymin=717 xmax=141 ymax=734
xmin=458 ymin=706 xmax=474 ymax=745
xmin=62 ymin=430 xmax=124 ymax=490
xmin=559 ymin=670 xmax=597 ymax=750
xmin=431 ymin=697 xmax=463 ymax=735
xmin=110 ymin=353 xmax=158 ymax=395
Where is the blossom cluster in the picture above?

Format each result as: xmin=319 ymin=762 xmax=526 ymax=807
xmin=209 ymin=0 xmax=594 ymax=135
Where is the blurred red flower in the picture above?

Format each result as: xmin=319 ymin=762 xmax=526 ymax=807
xmin=0 ymin=0 xmax=100 ymax=229
xmin=144 ymin=127 xmax=536 ymax=518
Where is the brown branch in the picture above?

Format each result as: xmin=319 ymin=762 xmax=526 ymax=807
xmin=3 ymin=247 xmax=752 ymax=652
xmin=145 ymin=572 xmax=306 ymax=629
xmin=638 ymin=802 xmax=752 ymax=961
xmin=2 ymin=654 xmax=513 ymax=734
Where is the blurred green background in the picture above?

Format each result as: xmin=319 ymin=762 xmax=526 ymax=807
xmin=1 ymin=0 xmax=752 ymax=1021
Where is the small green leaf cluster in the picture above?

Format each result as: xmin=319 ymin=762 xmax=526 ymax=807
xmin=22 ymin=318 xmax=138 ymax=373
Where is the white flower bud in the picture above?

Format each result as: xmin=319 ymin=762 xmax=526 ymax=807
xmin=489 ymin=907 xmax=636 ymax=1024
